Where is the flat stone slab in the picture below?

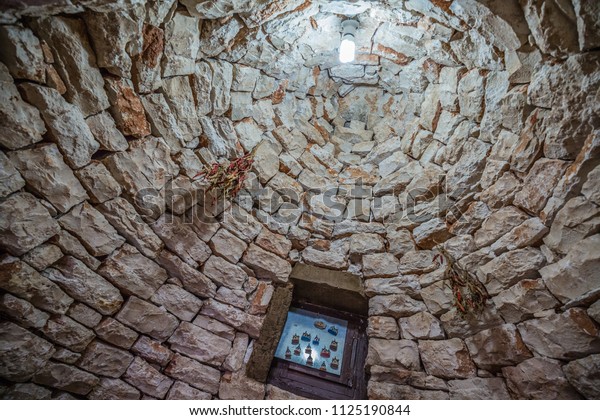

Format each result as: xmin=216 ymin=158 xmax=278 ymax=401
xmin=116 ymin=296 xmax=179 ymax=341
xmin=0 ymin=321 xmax=55 ymax=381
xmin=168 ymin=321 xmax=232 ymax=367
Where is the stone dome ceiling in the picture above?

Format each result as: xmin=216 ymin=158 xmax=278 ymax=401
xmin=0 ymin=0 xmax=599 ymax=401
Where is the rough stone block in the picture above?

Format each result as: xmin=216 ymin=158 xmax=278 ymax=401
xmin=59 ymin=202 xmax=125 ymax=257
xmin=399 ymin=312 xmax=445 ymax=340
xmin=255 ymin=227 xmax=292 ymax=259
xmin=502 ymin=357 xmax=582 ymax=399
xmin=85 ymin=111 xmax=128 ymax=151
xmin=141 ymin=92 xmax=186 ymax=151
xmin=521 ymin=0 xmax=579 ymax=55
xmin=0 ymin=259 xmax=73 ymax=315
xmin=518 ymin=308 xmax=600 ymax=360
xmin=50 ymin=230 xmax=100 ymax=271
xmin=450 ymin=201 xmax=491 ymax=235
xmin=103 ymin=137 xmax=178 ymax=219
xmin=44 ymin=256 xmax=123 ymax=315
xmin=131 ymin=336 xmax=173 ymax=367
xmin=0 ymin=193 xmax=61 ymax=256
xmin=18 ymin=82 xmax=100 ymax=168
xmin=418 ymin=267 xmax=446 ymax=288
xmin=0 ymin=62 xmax=45 ymax=150
xmin=215 ymin=286 xmax=249 ymax=310
xmin=492 ymin=279 xmax=559 ymax=323
xmin=97 ymin=197 xmax=163 ymax=259
xmin=157 ymin=250 xmax=217 ymax=298
xmin=448 ymin=377 xmax=510 ymax=400
xmin=203 ymin=255 xmax=248 ymax=290
xmin=480 ymin=172 xmax=520 ymax=209
xmin=366 ymin=339 xmax=421 ymax=371
xmin=83 ymin=7 xmax=144 ymax=78
xmin=418 ymin=338 xmax=477 ymax=380
xmin=420 ymin=280 xmax=453 ymax=316
xmin=367 ymin=381 xmax=449 ymax=400
xmin=152 ymin=214 xmax=211 ymax=267
xmin=67 ymin=303 xmax=102 ymax=328
xmin=478 ymin=247 xmax=546 ymax=296
xmin=33 ymin=362 xmax=99 ymax=395
xmin=368 ymin=365 xmax=448 ymax=391
xmin=165 ymin=353 xmax=221 ymax=394
xmin=367 ymin=316 xmax=401 ymax=339
xmin=167 ymin=381 xmax=212 ymax=400
xmin=95 ymin=318 xmax=139 ymax=349
xmin=9 ymin=144 xmax=88 ymax=213
xmin=413 ymin=217 xmax=452 ymax=249
xmin=209 ymin=228 xmax=248 ymax=263
xmin=2 ymin=383 xmax=52 ymax=400
xmin=200 ymin=299 xmax=262 ymax=338
xmin=473 ymin=206 xmax=528 ymax=248
xmin=540 ymin=234 xmax=600 ymax=305
xmin=248 ymin=281 xmax=274 ymax=315
xmin=440 ymin=305 xmax=505 ymax=339
xmin=123 ymin=357 xmax=173 ymax=399
xmin=151 ymin=284 xmax=203 ymax=322
xmin=0 ymin=321 xmax=55 ymax=381
xmin=163 ymin=11 xmax=200 ymax=77
xmin=131 ymin=20 xmax=164 ymax=92
xmin=513 ymin=158 xmax=569 ymax=214
xmin=219 ymin=370 xmax=265 ymax=400
xmin=22 ymin=243 xmax=63 ymax=271
xmin=369 ymin=294 xmax=427 ymax=318
xmin=363 ymin=253 xmax=400 ymax=278
xmin=42 ymin=315 xmax=95 ymax=353
xmin=0 ymin=24 xmax=45 ymax=82
xmin=397 ymin=250 xmax=438 ymax=275
xmin=301 ymin=246 xmax=349 ymax=270
xmin=350 ymin=233 xmax=385 ymax=257
xmin=167 ymin=321 xmax=232 ymax=367
xmin=78 ymin=340 xmax=134 ymax=378
xmin=242 ymin=243 xmax=292 ymax=284
xmin=29 ymin=16 xmax=109 ymax=116
xmin=490 ymin=217 xmax=549 ymax=255
xmin=364 ymin=275 xmax=421 ymax=298
xmin=88 ymin=378 xmax=141 ymax=400
xmin=0 ymin=293 xmax=49 ymax=329
xmin=582 ymin=164 xmax=600 ymax=206
xmin=465 ymin=324 xmax=533 ymax=371
xmin=192 ymin=315 xmax=236 ymax=341
xmin=223 ymin=332 xmax=249 ymax=372
xmin=116 ymin=297 xmax=179 ymax=341
xmin=544 ymin=197 xmax=600 ymax=256
xmin=0 ymin=151 xmax=25 ymax=198
xmin=104 ymin=76 xmax=151 ymax=138
xmin=221 ymin=205 xmax=263 ymax=242
xmin=98 ymin=244 xmax=167 ymax=300
xmin=563 ymin=354 xmax=600 ymax=399
xmin=588 ymin=299 xmax=600 ymax=324
xmin=75 ymin=161 xmax=122 ymax=204
xmin=51 ymin=347 xmax=81 ymax=365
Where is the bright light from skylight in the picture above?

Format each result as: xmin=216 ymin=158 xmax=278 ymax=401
xmin=339 ymin=38 xmax=356 ymax=63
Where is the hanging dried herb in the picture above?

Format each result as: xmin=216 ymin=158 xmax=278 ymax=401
xmin=433 ymin=248 xmax=489 ymax=315
xmin=194 ymin=151 xmax=254 ymax=199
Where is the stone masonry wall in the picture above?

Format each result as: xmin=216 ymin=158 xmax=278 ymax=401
xmin=0 ymin=0 xmax=599 ymax=400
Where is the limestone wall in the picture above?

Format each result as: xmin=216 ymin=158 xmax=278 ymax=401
xmin=0 ymin=0 xmax=599 ymax=400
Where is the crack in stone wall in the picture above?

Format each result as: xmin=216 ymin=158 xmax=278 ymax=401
xmin=0 ymin=0 xmax=599 ymax=400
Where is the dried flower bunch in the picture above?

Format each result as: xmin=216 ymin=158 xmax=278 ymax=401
xmin=194 ymin=151 xmax=254 ymax=199
xmin=433 ymin=248 xmax=489 ymax=315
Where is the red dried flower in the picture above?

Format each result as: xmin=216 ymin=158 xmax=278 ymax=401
xmin=194 ymin=151 xmax=255 ymax=200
